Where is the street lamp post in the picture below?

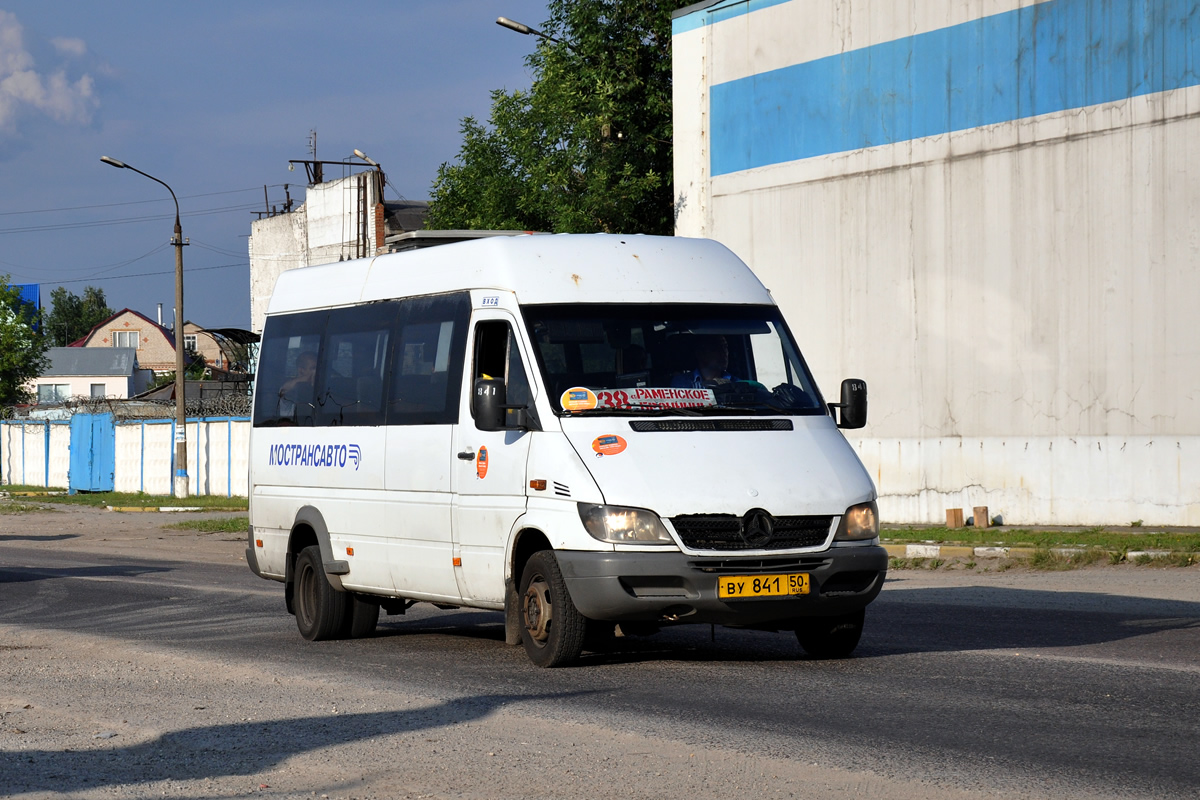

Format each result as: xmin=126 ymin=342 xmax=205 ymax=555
xmin=496 ymin=16 xmax=575 ymax=50
xmin=100 ymin=156 xmax=190 ymax=498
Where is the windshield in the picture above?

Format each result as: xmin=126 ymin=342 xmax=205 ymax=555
xmin=523 ymin=303 xmax=827 ymax=416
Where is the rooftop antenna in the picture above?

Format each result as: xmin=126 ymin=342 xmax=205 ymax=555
xmin=308 ymin=130 xmax=322 ymax=184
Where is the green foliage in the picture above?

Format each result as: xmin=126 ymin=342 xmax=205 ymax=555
xmin=428 ymin=0 xmax=688 ymax=235
xmin=45 ymin=286 xmax=113 ymax=347
xmin=162 ymin=515 xmax=249 ymax=533
xmin=149 ymin=352 xmax=208 ymax=390
xmin=0 ymin=275 xmax=49 ymax=405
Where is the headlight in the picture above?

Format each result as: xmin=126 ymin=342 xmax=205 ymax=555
xmin=577 ymin=503 xmax=674 ymax=545
xmin=833 ymin=501 xmax=879 ymax=541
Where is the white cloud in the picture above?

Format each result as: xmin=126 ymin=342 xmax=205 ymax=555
xmin=51 ymin=37 xmax=87 ymax=58
xmin=0 ymin=11 xmax=97 ymax=131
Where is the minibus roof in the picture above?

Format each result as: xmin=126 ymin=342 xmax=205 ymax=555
xmin=265 ymin=233 xmax=774 ymax=315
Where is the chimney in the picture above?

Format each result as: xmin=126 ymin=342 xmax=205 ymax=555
xmin=157 ymin=303 xmax=163 ymax=326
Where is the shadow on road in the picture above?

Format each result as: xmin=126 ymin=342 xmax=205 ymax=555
xmin=0 ymin=692 xmax=593 ymax=795
xmin=0 ymin=564 xmax=172 ymax=583
xmin=862 ymin=584 xmax=1200 ymax=656
xmin=0 ymin=533 xmax=80 ymax=542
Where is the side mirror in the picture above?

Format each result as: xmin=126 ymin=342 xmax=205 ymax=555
xmin=830 ymin=378 xmax=867 ymax=429
xmin=473 ymin=377 xmax=537 ymax=432
xmin=473 ymin=378 xmax=506 ymax=431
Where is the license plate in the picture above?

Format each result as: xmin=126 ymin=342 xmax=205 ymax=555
xmin=717 ymin=573 xmax=810 ymax=599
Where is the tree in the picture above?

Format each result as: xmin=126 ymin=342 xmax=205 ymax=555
xmin=428 ymin=0 xmax=688 ymax=235
xmin=0 ymin=275 xmax=50 ymax=405
xmin=45 ymin=286 xmax=114 ymax=347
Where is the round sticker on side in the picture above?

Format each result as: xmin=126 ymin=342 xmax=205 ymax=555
xmin=591 ymin=434 xmax=627 ymax=456
xmin=560 ymin=387 xmax=597 ymax=412
xmin=476 ymin=446 xmax=489 ymax=479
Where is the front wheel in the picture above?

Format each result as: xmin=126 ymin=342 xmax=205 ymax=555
xmin=519 ymin=551 xmax=586 ymax=667
xmin=795 ymin=609 xmax=865 ymax=659
xmin=294 ymin=545 xmax=348 ymax=641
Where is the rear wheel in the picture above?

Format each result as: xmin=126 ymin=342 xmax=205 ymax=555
xmin=519 ymin=551 xmax=586 ymax=667
xmin=795 ymin=609 xmax=865 ymax=659
xmin=294 ymin=545 xmax=348 ymax=641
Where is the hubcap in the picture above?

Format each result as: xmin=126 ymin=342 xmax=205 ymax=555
xmin=523 ymin=575 xmax=552 ymax=644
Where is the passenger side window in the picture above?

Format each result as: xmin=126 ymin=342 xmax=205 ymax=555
xmin=473 ymin=320 xmax=533 ymax=426
xmin=313 ymin=303 xmax=397 ymax=427
xmin=387 ymin=293 xmax=470 ymax=425
xmin=253 ymin=311 xmax=328 ymax=427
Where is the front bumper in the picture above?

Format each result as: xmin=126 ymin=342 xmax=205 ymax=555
xmin=556 ymin=545 xmax=887 ymax=627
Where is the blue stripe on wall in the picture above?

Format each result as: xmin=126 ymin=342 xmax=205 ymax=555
xmin=673 ymin=0 xmax=794 ymax=36
xmin=710 ymin=0 xmax=1200 ymax=175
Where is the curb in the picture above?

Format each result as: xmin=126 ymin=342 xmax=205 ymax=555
xmin=883 ymin=543 xmax=1191 ymax=561
xmin=106 ymin=506 xmax=247 ymax=513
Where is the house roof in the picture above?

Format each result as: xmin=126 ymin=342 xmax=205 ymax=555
xmin=43 ymin=347 xmax=139 ymax=377
xmin=69 ymin=308 xmax=176 ymax=347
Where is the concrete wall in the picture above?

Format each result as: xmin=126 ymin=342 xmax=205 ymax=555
xmin=1 ymin=418 xmax=249 ymax=497
xmin=249 ymin=175 xmax=382 ymax=334
xmin=673 ymin=0 xmax=1200 ymax=525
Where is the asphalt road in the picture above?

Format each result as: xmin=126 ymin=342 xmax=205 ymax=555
xmin=1 ymin=507 xmax=1198 ymax=799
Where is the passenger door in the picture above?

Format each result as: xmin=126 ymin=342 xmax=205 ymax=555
xmin=383 ymin=293 xmax=471 ymax=602
xmin=452 ymin=314 xmax=536 ymax=604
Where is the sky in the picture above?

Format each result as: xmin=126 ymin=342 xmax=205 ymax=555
xmin=0 ymin=1 xmax=551 ymax=331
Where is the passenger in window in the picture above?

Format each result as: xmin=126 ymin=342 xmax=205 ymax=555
xmin=671 ymin=335 xmax=735 ymax=388
xmin=278 ymin=351 xmax=317 ymax=418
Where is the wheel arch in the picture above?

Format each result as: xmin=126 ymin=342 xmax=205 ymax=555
xmin=286 ymin=505 xmax=345 ymax=592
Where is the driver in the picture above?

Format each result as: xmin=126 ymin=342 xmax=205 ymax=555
xmin=671 ymin=335 xmax=735 ymax=388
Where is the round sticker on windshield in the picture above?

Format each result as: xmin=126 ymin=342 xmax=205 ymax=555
xmin=560 ymin=387 xmax=597 ymax=412
xmin=591 ymin=434 xmax=627 ymax=456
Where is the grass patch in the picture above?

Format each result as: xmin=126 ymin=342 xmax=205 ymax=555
xmin=163 ymin=516 xmax=248 ymax=533
xmin=34 ymin=491 xmax=247 ymax=510
xmin=0 ymin=501 xmax=53 ymax=515
xmin=0 ymin=485 xmax=67 ymax=494
xmin=883 ymin=525 xmax=1200 ymax=553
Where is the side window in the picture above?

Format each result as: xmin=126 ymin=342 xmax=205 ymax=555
xmin=473 ymin=320 xmax=533 ymax=422
xmin=386 ymin=293 xmax=470 ymax=425
xmin=253 ymin=310 xmax=327 ymax=427
xmin=313 ymin=303 xmax=397 ymax=427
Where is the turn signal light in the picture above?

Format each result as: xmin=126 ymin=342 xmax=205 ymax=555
xmin=346 ymin=547 xmax=354 ymax=556
xmin=529 ymin=479 xmax=547 ymax=491
xmin=452 ymin=557 xmax=462 ymax=567
xmin=255 ymin=539 xmax=263 ymax=548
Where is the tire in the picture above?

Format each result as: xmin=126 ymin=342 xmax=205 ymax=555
xmin=294 ymin=545 xmax=348 ymax=641
xmin=795 ymin=609 xmax=865 ymax=659
xmin=342 ymin=594 xmax=380 ymax=639
xmin=518 ymin=551 xmax=586 ymax=667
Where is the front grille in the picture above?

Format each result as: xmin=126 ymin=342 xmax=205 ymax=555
xmin=629 ymin=419 xmax=793 ymax=432
xmin=671 ymin=514 xmax=833 ymax=551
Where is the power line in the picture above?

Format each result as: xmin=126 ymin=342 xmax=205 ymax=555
xmin=0 ymin=202 xmax=263 ymax=235
xmin=0 ymin=186 xmax=289 ymax=217
xmin=50 ymin=262 xmax=248 ymax=285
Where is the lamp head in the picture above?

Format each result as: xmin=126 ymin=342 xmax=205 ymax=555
xmin=100 ymin=156 xmax=127 ymax=169
xmin=497 ymin=16 xmax=532 ymax=35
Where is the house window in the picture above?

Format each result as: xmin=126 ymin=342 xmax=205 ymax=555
xmin=37 ymin=384 xmax=70 ymax=404
xmin=184 ymin=333 xmax=197 ymax=352
xmin=90 ymin=383 xmax=106 ymax=398
xmin=113 ymin=330 xmax=139 ymax=349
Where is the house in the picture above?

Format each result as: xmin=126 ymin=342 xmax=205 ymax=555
xmin=70 ymin=308 xmax=179 ymax=374
xmin=29 ymin=347 xmax=154 ymax=403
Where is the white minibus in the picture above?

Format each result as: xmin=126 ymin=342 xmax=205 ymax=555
xmin=247 ymin=233 xmax=886 ymax=666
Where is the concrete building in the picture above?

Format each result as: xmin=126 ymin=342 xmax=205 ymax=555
xmin=248 ymin=169 xmax=428 ymax=333
xmin=29 ymin=347 xmax=154 ymax=402
xmin=672 ymin=0 xmax=1200 ymax=526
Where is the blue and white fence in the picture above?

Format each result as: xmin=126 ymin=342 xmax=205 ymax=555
xmin=0 ymin=416 xmax=250 ymax=497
